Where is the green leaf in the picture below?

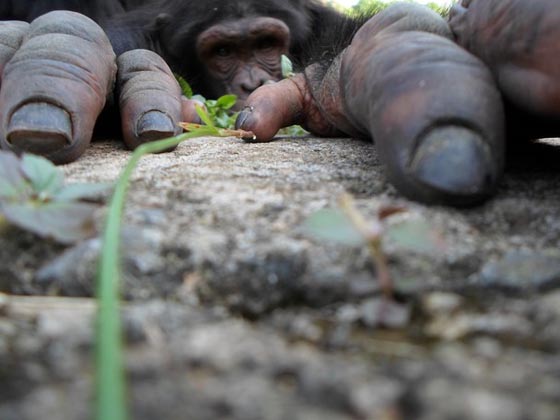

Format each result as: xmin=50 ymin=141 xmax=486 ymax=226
xmin=195 ymin=104 xmax=217 ymax=129
xmin=278 ymin=125 xmax=309 ymax=137
xmin=184 ymin=126 xmax=222 ymax=136
xmin=174 ymin=73 xmax=193 ymax=98
xmin=304 ymin=208 xmax=365 ymax=246
xmin=281 ymin=54 xmax=294 ymax=78
xmin=385 ymin=219 xmax=445 ymax=255
xmin=216 ymin=94 xmax=237 ymax=110
xmin=191 ymin=94 xmax=206 ymax=103
xmin=0 ymin=150 xmax=30 ymax=198
xmin=21 ymin=153 xmax=63 ymax=195
xmin=215 ymin=113 xmax=231 ymax=129
xmin=55 ymin=183 xmax=112 ymax=202
xmin=2 ymin=201 xmax=98 ymax=243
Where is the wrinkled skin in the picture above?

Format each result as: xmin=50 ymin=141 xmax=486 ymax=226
xmin=0 ymin=11 xmax=201 ymax=164
xmin=107 ymin=0 xmax=346 ymax=108
xmin=238 ymin=0 xmax=560 ymax=206
xmin=0 ymin=0 xmax=344 ymax=163
xmin=3 ymin=1 xmax=558 ymax=207
xmin=238 ymin=3 xmax=504 ymax=206
xmin=449 ymin=0 xmax=560 ymax=118
xmin=194 ymin=17 xmax=290 ymax=107
xmin=449 ymin=0 xmax=560 ymax=141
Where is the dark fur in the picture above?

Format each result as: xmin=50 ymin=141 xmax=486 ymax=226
xmin=0 ymin=0 xmax=364 ymax=99
xmin=0 ymin=0 xmax=140 ymax=22
xmin=102 ymin=0 xmax=363 ymax=98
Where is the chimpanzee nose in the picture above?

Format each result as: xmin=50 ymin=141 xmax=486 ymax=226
xmin=240 ymin=77 xmax=268 ymax=93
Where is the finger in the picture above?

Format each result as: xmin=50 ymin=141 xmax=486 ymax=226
xmin=234 ymin=79 xmax=301 ymax=142
xmin=117 ymin=49 xmax=182 ymax=149
xmin=0 ymin=21 xmax=29 ymax=83
xmin=0 ymin=11 xmax=116 ymax=164
xmin=181 ymin=96 xmax=204 ymax=124
xmin=235 ymin=74 xmax=344 ymax=141
xmin=342 ymin=27 xmax=504 ymax=205
xmin=235 ymin=76 xmax=307 ymax=142
xmin=449 ymin=0 xmax=560 ymax=119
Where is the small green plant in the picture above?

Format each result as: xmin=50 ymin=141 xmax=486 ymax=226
xmin=95 ymin=110 xmax=254 ymax=420
xmin=176 ymin=66 xmax=308 ymax=136
xmin=305 ymin=193 xmax=445 ymax=297
xmin=0 ymin=151 xmax=109 ymax=243
xmin=278 ymin=55 xmax=309 ymax=137
xmin=180 ymin=105 xmax=256 ymax=139
xmin=193 ymin=94 xmax=238 ymax=129
xmin=281 ymin=54 xmax=295 ymax=78
xmin=278 ymin=125 xmax=309 ymax=137
xmin=176 ymin=74 xmax=238 ymax=129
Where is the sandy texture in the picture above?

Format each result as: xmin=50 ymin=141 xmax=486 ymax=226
xmin=1 ymin=135 xmax=560 ymax=419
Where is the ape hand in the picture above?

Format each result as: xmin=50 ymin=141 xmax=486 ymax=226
xmin=235 ymin=72 xmax=347 ymax=142
xmin=0 ymin=11 xmax=195 ymax=164
xmin=238 ymin=3 xmax=505 ymax=206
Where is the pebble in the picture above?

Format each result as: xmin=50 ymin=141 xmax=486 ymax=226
xmin=478 ymin=250 xmax=560 ymax=292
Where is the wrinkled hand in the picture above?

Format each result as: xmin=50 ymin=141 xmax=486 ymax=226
xmin=237 ymin=3 xmax=505 ymax=207
xmin=0 ymin=11 xmax=199 ymax=164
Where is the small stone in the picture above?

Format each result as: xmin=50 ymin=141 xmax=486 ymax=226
xmin=336 ymin=304 xmax=361 ymax=323
xmin=478 ymin=250 xmax=560 ymax=292
xmin=422 ymin=292 xmax=463 ymax=316
xmin=359 ymin=298 xmax=411 ymax=328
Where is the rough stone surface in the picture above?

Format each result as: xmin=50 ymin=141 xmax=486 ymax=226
xmin=1 ymin=136 xmax=560 ymax=419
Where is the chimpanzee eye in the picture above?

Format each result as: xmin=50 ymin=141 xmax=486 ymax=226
xmin=215 ymin=45 xmax=232 ymax=57
xmin=256 ymin=37 xmax=277 ymax=50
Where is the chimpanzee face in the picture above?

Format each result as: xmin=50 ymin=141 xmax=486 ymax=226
xmin=195 ymin=17 xmax=290 ymax=107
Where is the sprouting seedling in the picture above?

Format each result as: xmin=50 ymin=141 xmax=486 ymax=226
xmin=304 ymin=193 xmax=445 ymax=298
xmin=305 ymin=193 xmax=393 ymax=297
xmin=198 ymin=94 xmax=239 ymax=129
xmin=215 ymin=95 xmax=238 ymax=127
xmin=278 ymin=55 xmax=309 ymax=137
xmin=0 ymin=151 xmax=110 ymax=243
xmin=174 ymin=74 xmax=239 ymax=129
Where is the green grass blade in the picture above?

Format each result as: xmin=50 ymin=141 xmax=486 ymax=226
xmin=174 ymin=73 xmax=193 ymax=98
xmin=195 ymin=104 xmax=217 ymax=130
xmin=95 ymin=132 xmax=198 ymax=420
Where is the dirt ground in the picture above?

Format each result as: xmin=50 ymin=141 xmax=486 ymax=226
xmin=1 ymin=135 xmax=560 ymax=419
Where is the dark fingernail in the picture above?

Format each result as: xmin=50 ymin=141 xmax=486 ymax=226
xmin=410 ymin=126 xmax=497 ymax=200
xmin=136 ymin=110 xmax=175 ymax=142
xmin=7 ymin=103 xmax=72 ymax=155
xmin=235 ymin=106 xmax=254 ymax=130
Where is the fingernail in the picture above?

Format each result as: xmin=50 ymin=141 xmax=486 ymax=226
xmin=136 ymin=110 xmax=175 ymax=142
xmin=7 ymin=103 xmax=72 ymax=155
xmin=235 ymin=106 xmax=253 ymax=130
xmin=410 ymin=126 xmax=497 ymax=201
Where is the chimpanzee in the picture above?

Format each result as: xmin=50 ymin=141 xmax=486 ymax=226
xmin=103 ymin=0 xmax=350 ymax=105
xmin=1 ymin=0 xmax=560 ymax=206
xmin=0 ymin=0 xmax=349 ymax=162
xmin=237 ymin=0 xmax=560 ymax=205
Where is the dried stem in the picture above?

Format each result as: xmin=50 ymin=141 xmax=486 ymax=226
xmin=338 ymin=193 xmax=393 ymax=298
